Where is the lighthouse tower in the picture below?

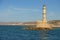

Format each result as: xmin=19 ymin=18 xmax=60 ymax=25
xmin=36 ymin=0 xmax=52 ymax=29
xmin=42 ymin=4 xmax=47 ymax=22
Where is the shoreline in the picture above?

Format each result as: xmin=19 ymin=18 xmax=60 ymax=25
xmin=0 ymin=25 xmax=60 ymax=28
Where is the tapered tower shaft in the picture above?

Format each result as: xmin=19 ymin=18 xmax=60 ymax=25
xmin=42 ymin=4 xmax=47 ymax=22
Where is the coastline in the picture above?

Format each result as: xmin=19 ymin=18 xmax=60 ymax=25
xmin=0 ymin=25 xmax=60 ymax=28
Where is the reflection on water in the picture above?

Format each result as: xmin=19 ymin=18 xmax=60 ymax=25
xmin=40 ymin=30 xmax=47 ymax=40
xmin=0 ymin=25 xmax=60 ymax=40
xmin=40 ymin=30 xmax=51 ymax=40
xmin=40 ymin=29 xmax=60 ymax=40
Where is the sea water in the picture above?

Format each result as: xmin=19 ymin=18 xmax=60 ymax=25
xmin=0 ymin=25 xmax=60 ymax=40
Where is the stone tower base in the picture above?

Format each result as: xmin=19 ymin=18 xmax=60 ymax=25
xmin=36 ymin=20 xmax=52 ymax=29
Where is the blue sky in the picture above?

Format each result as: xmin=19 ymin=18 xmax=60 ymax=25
xmin=0 ymin=0 xmax=60 ymax=22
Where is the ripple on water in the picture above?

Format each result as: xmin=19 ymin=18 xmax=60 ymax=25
xmin=0 ymin=26 xmax=60 ymax=40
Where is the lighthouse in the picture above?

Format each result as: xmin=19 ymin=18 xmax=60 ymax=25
xmin=24 ymin=0 xmax=52 ymax=30
xmin=36 ymin=0 xmax=52 ymax=30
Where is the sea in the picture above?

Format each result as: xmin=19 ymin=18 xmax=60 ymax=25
xmin=0 ymin=25 xmax=60 ymax=40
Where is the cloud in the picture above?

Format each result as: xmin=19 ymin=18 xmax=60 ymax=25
xmin=11 ymin=7 xmax=40 ymax=12
xmin=0 ymin=6 xmax=40 ymax=16
xmin=0 ymin=6 xmax=41 ymax=22
xmin=14 ymin=8 xmax=39 ymax=11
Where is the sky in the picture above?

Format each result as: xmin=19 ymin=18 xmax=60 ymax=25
xmin=0 ymin=0 xmax=60 ymax=22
